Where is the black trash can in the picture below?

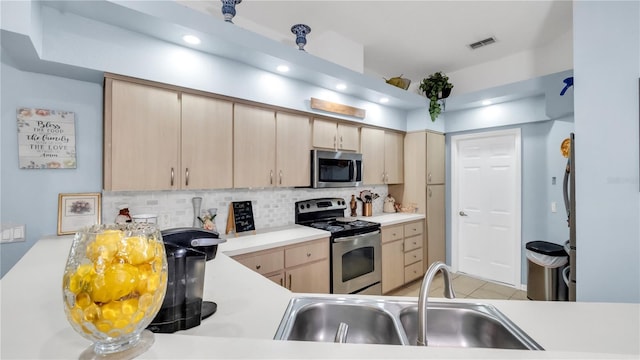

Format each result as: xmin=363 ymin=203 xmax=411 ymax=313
xmin=525 ymin=241 xmax=568 ymax=301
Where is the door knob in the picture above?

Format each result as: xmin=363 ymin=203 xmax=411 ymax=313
xmin=459 ymin=211 xmax=468 ymax=216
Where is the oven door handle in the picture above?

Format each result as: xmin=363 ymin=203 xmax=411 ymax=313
xmin=333 ymin=230 xmax=380 ymax=243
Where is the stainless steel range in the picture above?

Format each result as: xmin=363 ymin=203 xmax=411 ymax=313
xmin=295 ymin=198 xmax=382 ymax=295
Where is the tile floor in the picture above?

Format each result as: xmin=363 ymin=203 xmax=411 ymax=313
xmin=388 ymin=272 xmax=529 ymax=300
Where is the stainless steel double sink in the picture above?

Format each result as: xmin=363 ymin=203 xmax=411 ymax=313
xmin=274 ymin=297 xmax=543 ymax=350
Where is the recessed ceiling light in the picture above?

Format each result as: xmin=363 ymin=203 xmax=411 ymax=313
xmin=336 ymin=84 xmax=347 ymax=90
xmin=482 ymin=100 xmax=492 ymax=106
xmin=182 ymin=35 xmax=201 ymax=45
xmin=380 ymin=97 xmax=389 ymax=104
xmin=276 ymin=65 xmax=290 ymax=73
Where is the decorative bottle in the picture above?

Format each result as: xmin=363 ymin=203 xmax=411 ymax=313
xmin=192 ymin=197 xmax=203 ymax=227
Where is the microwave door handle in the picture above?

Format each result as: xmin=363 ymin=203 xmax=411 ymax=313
xmin=351 ymin=159 xmax=358 ymax=182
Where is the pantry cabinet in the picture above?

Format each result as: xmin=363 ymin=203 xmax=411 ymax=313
xmin=104 ymin=77 xmax=233 ymax=191
xmin=381 ymin=219 xmax=425 ymax=294
xmin=232 ymin=238 xmax=330 ymax=294
xmin=403 ymin=131 xmax=446 ymax=271
xmin=234 ymin=105 xmax=311 ymax=188
xmin=426 ymin=131 xmax=445 ymax=184
xmin=361 ymin=128 xmax=404 ymax=185
xmin=312 ymin=118 xmax=359 ymax=151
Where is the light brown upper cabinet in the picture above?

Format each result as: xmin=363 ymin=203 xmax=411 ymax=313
xmin=181 ymin=93 xmax=233 ymax=189
xmin=312 ymin=118 xmax=359 ymax=151
xmin=360 ymin=128 xmax=404 ymax=185
xmin=105 ymin=78 xmax=180 ymax=191
xmin=234 ymin=104 xmax=311 ymax=188
xmin=104 ymin=77 xmax=233 ymax=191
xmin=384 ymin=131 xmax=404 ymax=184
xmin=276 ymin=112 xmax=312 ymax=187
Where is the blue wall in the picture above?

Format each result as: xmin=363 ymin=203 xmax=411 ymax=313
xmin=445 ymin=102 xmax=573 ymax=284
xmin=573 ymin=1 xmax=640 ymax=303
xmin=0 ymin=61 xmax=103 ymax=276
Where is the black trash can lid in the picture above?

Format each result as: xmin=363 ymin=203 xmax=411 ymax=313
xmin=526 ymin=241 xmax=567 ymax=256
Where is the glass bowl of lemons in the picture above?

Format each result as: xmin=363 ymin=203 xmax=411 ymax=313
xmin=62 ymin=223 xmax=167 ymax=358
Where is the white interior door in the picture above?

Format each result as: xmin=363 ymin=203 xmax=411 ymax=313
xmin=451 ymin=129 xmax=521 ymax=286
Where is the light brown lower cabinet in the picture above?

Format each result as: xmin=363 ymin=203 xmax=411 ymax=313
xmin=232 ymin=238 xmax=330 ymax=294
xmin=381 ymin=219 xmax=426 ymax=294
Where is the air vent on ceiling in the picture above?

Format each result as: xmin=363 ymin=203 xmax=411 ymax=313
xmin=468 ymin=36 xmax=497 ymax=50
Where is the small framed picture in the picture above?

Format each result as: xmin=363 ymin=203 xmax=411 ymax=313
xmin=57 ymin=193 xmax=102 ymax=235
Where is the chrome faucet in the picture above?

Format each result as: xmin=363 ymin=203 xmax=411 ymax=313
xmin=417 ymin=261 xmax=456 ymax=346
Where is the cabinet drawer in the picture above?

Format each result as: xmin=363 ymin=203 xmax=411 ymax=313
xmin=404 ymin=260 xmax=424 ymax=283
xmin=404 ymin=235 xmax=422 ymax=252
xmin=234 ymin=250 xmax=284 ymax=275
xmin=285 ymin=239 xmax=329 ymax=268
xmin=381 ymin=225 xmax=403 ymax=244
xmin=404 ymin=248 xmax=423 ymax=266
xmin=404 ymin=221 xmax=424 ymax=237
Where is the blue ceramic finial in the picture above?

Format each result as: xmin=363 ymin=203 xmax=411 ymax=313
xmin=221 ymin=0 xmax=242 ymax=23
xmin=291 ymin=24 xmax=311 ymax=51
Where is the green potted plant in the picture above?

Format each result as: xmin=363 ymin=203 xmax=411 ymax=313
xmin=419 ymin=72 xmax=453 ymax=121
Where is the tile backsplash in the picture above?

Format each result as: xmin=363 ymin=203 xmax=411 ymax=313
xmin=103 ymin=185 xmax=388 ymax=233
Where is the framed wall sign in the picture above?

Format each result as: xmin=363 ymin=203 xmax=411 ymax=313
xmin=57 ymin=193 xmax=102 ymax=235
xmin=17 ymin=107 xmax=77 ymax=169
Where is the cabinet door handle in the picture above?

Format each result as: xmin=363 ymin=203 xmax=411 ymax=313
xmin=428 ymin=187 xmax=432 ymax=197
xmin=340 ymin=135 xmax=343 ymax=147
xmin=185 ymin=168 xmax=189 ymax=187
xmin=428 ymin=173 xmax=432 ymax=183
xmin=270 ymin=170 xmax=273 ymax=185
xmin=307 ymin=252 xmax=311 ymax=257
xmin=288 ymin=274 xmax=292 ymax=290
xmin=280 ymin=277 xmax=283 ymax=287
xmin=170 ymin=167 xmax=174 ymax=186
xmin=256 ymin=264 xmax=261 ymax=270
xmin=334 ymin=135 xmax=337 ymax=149
xmin=279 ymin=170 xmax=283 ymax=185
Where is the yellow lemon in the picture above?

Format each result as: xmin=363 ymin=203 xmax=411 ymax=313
xmin=68 ymin=264 xmax=95 ymax=294
xmin=87 ymin=230 xmax=122 ymax=263
xmin=90 ymin=263 xmax=139 ymax=303
xmin=83 ymin=303 xmax=101 ymax=323
xmin=138 ymin=293 xmax=153 ymax=311
xmin=95 ymin=319 xmax=113 ymax=333
xmin=100 ymin=301 xmax=122 ymax=321
xmin=118 ymin=236 xmax=154 ymax=265
xmin=75 ymin=292 xmax=92 ymax=308
xmin=121 ymin=298 xmax=139 ymax=316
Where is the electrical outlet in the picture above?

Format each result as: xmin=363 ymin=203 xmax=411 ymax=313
xmin=13 ymin=225 xmax=25 ymax=239
xmin=1 ymin=224 xmax=26 ymax=243
xmin=159 ymin=213 xmax=171 ymax=228
xmin=551 ymin=202 xmax=557 ymax=213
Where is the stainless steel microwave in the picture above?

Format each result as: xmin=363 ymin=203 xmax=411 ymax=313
xmin=311 ymin=150 xmax=363 ymax=188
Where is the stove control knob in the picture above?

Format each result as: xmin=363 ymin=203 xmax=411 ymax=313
xmin=299 ymin=205 xmax=304 ymax=210
xmin=306 ymin=204 xmax=311 ymax=208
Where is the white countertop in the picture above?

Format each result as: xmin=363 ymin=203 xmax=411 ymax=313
xmin=219 ymin=225 xmax=330 ymax=256
xmin=1 ymin=231 xmax=638 ymax=359
xmin=359 ymin=212 xmax=425 ymax=226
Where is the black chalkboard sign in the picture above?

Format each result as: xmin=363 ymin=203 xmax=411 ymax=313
xmin=226 ymin=201 xmax=255 ymax=235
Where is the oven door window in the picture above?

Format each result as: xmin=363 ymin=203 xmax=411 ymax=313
xmin=341 ymin=246 xmax=374 ymax=282
xmin=318 ymin=158 xmax=354 ymax=183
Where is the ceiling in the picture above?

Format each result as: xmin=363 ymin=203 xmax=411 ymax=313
xmin=176 ymin=0 xmax=573 ymax=84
